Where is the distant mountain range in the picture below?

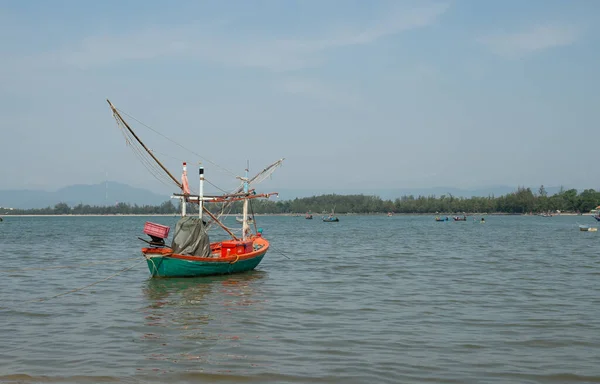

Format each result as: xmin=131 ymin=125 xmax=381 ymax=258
xmin=0 ymin=182 xmax=578 ymax=209
xmin=0 ymin=182 xmax=170 ymax=209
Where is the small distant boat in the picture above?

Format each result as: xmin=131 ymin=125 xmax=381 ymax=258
xmin=305 ymin=213 xmax=313 ymax=219
xmin=236 ymin=216 xmax=254 ymax=224
xmin=323 ymin=207 xmax=339 ymax=222
xmin=453 ymin=216 xmax=467 ymax=221
xmin=387 ymin=212 xmax=393 ymax=217
xmin=594 ymin=215 xmax=600 ymax=222
xmin=435 ymin=216 xmax=448 ymax=222
xmin=579 ymin=225 xmax=598 ymax=232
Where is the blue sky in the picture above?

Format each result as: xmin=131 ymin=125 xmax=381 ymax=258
xmin=0 ymin=0 xmax=598 ymax=196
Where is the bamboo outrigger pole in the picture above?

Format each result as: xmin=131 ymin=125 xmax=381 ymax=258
xmin=107 ymin=99 xmax=183 ymax=190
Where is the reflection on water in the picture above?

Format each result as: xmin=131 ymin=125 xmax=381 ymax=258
xmin=143 ymin=277 xmax=214 ymax=307
xmin=143 ymin=270 xmax=268 ymax=308
xmin=217 ymin=271 xmax=269 ymax=309
xmin=140 ymin=271 xmax=269 ymax=369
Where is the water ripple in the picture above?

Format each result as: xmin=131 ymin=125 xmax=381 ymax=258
xmin=1 ymin=215 xmax=599 ymax=383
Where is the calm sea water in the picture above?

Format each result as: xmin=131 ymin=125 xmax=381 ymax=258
xmin=1 ymin=215 xmax=599 ymax=383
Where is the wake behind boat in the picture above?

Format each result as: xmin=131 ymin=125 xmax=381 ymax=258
xmin=579 ymin=224 xmax=598 ymax=232
xmin=108 ymin=99 xmax=284 ymax=278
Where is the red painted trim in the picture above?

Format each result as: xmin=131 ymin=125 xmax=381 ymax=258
xmin=142 ymin=236 xmax=270 ymax=262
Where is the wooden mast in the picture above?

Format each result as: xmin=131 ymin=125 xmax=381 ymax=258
xmin=107 ymin=99 xmax=279 ymax=241
xmin=106 ymin=99 xmax=183 ymax=190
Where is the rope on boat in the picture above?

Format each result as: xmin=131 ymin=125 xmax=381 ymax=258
xmin=24 ymin=259 xmax=145 ymax=304
xmin=116 ymin=108 xmax=238 ymax=178
xmin=115 ymin=116 xmax=176 ymax=190
xmin=2 ymin=256 xmax=142 ymax=273
xmin=144 ymin=254 xmax=163 ymax=277
xmin=205 ymin=178 xmax=231 ymax=194
xmin=229 ymin=254 xmax=240 ymax=264
xmin=269 ymin=245 xmax=291 ymax=260
xmin=249 ymin=199 xmax=258 ymax=234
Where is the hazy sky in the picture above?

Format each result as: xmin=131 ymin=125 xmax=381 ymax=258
xmin=1 ymin=0 xmax=598 ymax=196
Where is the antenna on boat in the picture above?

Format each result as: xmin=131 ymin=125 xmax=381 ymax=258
xmin=242 ymin=161 xmax=250 ymax=241
xmin=199 ymin=164 xmax=204 ymax=220
xmin=244 ymin=161 xmax=249 ymax=194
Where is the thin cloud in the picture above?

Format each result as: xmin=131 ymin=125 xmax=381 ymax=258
xmin=26 ymin=2 xmax=449 ymax=72
xmin=294 ymin=2 xmax=450 ymax=50
xmin=478 ymin=25 xmax=580 ymax=58
xmin=276 ymin=78 xmax=362 ymax=107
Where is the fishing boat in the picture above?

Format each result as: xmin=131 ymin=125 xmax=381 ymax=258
xmin=579 ymin=224 xmax=598 ymax=232
xmin=323 ymin=207 xmax=339 ymax=222
xmin=236 ymin=216 xmax=254 ymax=224
xmin=453 ymin=216 xmax=467 ymax=221
xmin=305 ymin=212 xmax=313 ymax=219
xmin=435 ymin=216 xmax=448 ymax=222
xmin=107 ymin=100 xmax=284 ymax=278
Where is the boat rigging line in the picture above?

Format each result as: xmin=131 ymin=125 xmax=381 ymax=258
xmin=115 ymin=106 xmax=238 ymax=178
xmin=109 ymin=100 xmax=183 ymax=189
xmin=108 ymin=99 xmax=284 ymax=237
xmin=109 ymin=100 xmax=282 ymax=207
xmin=121 ymin=130 xmax=175 ymax=189
xmin=0 ymin=259 xmax=146 ymax=308
xmin=2 ymin=256 xmax=141 ymax=273
xmin=271 ymin=246 xmax=291 ymax=260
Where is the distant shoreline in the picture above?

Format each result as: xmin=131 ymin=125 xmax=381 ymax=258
xmin=1 ymin=212 xmax=592 ymax=218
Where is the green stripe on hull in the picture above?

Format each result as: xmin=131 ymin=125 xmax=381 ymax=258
xmin=145 ymin=255 xmax=265 ymax=278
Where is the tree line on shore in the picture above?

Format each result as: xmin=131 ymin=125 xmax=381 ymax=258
xmin=2 ymin=186 xmax=599 ymax=216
